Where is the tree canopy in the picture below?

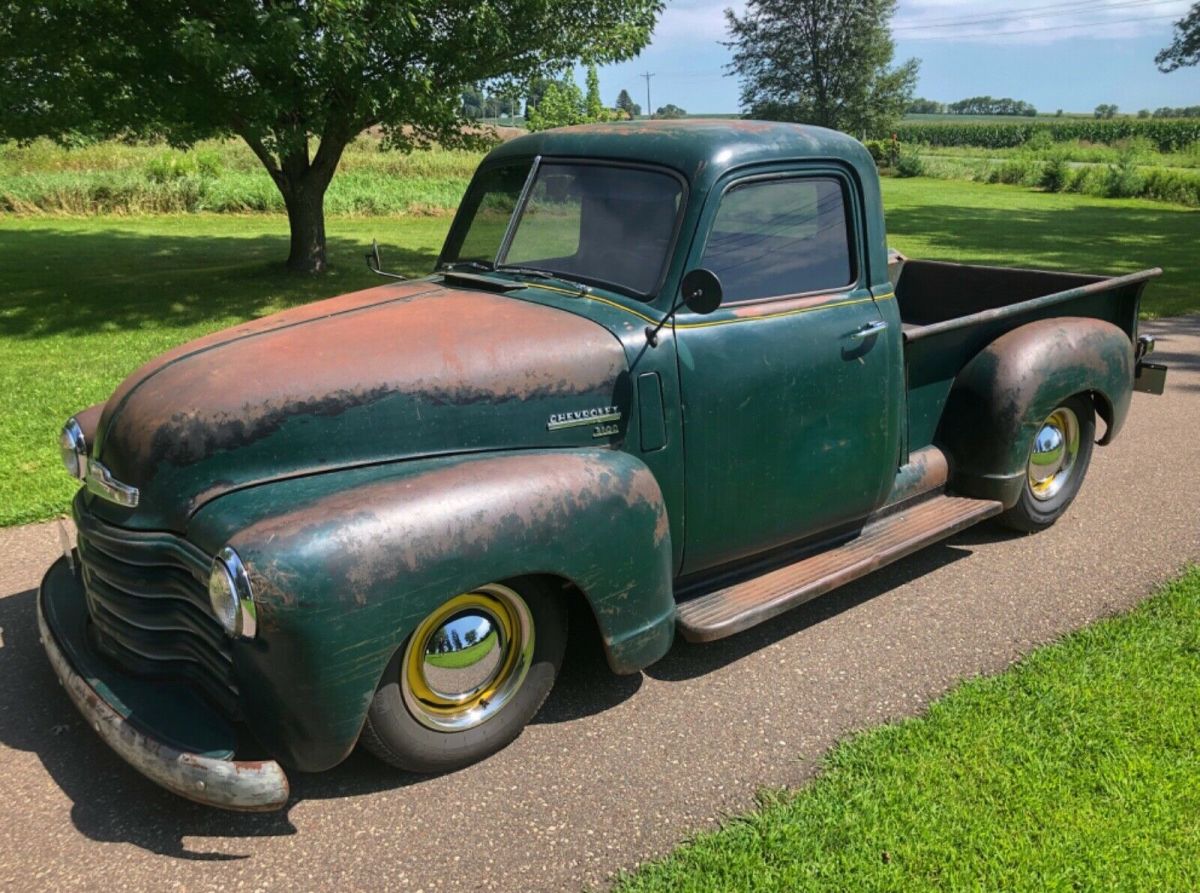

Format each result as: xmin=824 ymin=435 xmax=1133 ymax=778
xmin=1157 ymin=2 xmax=1200 ymax=71
xmin=0 ymin=0 xmax=661 ymax=272
xmin=725 ymin=0 xmax=918 ymax=137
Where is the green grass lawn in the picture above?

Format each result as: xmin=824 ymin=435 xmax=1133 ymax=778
xmin=879 ymin=178 xmax=1197 ymax=318
xmin=0 ymin=213 xmax=451 ymax=527
xmin=0 ymin=177 xmax=1196 ymax=527
xmin=614 ymin=566 xmax=1200 ymax=892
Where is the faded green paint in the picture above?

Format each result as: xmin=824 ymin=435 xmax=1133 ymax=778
xmin=936 ymin=317 xmax=1135 ymax=507
xmin=41 ymin=121 xmax=1158 ymax=787
xmin=186 ymin=448 xmax=673 ymax=771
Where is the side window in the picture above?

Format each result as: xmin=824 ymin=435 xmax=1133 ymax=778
xmin=700 ymin=177 xmax=855 ymax=303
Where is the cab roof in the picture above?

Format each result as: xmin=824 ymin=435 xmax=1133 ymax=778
xmin=485 ymin=119 xmax=877 ymax=187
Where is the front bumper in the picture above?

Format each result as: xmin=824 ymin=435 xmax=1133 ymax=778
xmin=38 ymin=555 xmax=289 ymax=811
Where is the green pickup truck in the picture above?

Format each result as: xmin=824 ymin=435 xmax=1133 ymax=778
xmin=40 ymin=120 xmax=1167 ymax=810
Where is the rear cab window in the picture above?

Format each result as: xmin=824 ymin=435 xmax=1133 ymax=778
xmin=700 ymin=177 xmax=856 ymax=303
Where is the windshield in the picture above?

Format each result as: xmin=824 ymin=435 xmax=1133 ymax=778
xmin=443 ymin=161 xmax=685 ymax=297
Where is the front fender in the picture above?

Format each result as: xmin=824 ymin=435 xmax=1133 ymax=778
xmin=187 ymin=449 xmax=674 ymax=771
xmin=937 ymin=317 xmax=1133 ymax=507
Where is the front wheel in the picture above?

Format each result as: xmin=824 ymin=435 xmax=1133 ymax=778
xmin=996 ymin=394 xmax=1095 ymax=533
xmin=361 ymin=578 xmax=567 ymax=773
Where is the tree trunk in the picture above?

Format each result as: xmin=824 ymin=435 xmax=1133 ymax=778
xmin=283 ymin=176 xmax=330 ymax=274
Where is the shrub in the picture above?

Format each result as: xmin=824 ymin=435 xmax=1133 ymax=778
xmin=1040 ymin=156 xmax=1070 ymax=192
xmin=864 ymin=138 xmax=901 ymax=169
xmin=894 ymin=149 xmax=925 ymax=177
xmin=1140 ymin=169 xmax=1200 ymax=206
xmin=1103 ymin=148 xmax=1145 ymax=198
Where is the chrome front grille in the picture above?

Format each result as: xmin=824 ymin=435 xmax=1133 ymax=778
xmin=73 ymin=500 xmax=240 ymax=718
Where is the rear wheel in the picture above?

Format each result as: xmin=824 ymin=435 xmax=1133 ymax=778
xmin=996 ymin=394 xmax=1095 ymax=533
xmin=361 ymin=578 xmax=566 ymax=773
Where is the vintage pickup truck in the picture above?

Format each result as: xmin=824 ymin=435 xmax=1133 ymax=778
xmin=40 ymin=120 xmax=1167 ymax=810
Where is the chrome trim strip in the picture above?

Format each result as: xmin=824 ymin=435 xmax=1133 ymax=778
xmin=85 ymin=460 xmax=140 ymax=508
xmin=38 ymin=562 xmax=288 ymax=812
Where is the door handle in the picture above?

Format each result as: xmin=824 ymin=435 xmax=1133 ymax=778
xmin=849 ymin=320 xmax=888 ymax=340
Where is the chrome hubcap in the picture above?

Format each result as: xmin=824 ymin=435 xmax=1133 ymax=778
xmin=400 ymin=584 xmax=534 ymax=732
xmin=1027 ymin=406 xmax=1081 ymax=501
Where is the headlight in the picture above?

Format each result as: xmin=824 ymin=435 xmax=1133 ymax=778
xmin=59 ymin=418 xmax=87 ymax=480
xmin=208 ymin=547 xmax=256 ymax=638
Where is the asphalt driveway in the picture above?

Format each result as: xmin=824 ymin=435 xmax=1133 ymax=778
xmin=1 ymin=316 xmax=1197 ymax=892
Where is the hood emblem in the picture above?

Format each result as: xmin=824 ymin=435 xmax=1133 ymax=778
xmin=85 ymin=460 xmax=140 ymax=508
xmin=547 ymin=406 xmax=621 ymax=434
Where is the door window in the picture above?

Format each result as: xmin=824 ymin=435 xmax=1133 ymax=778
xmin=700 ymin=177 xmax=855 ymax=302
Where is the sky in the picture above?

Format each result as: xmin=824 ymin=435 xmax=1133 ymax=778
xmin=584 ymin=0 xmax=1200 ymax=115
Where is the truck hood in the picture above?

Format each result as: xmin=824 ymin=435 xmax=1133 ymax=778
xmin=88 ymin=280 xmax=629 ymax=531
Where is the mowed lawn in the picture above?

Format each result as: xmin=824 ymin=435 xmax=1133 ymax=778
xmin=615 ymin=567 xmax=1200 ymax=892
xmin=0 ymin=214 xmax=452 ymax=526
xmin=1 ymin=177 xmax=1197 ymax=526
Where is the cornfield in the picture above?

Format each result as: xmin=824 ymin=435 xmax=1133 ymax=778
xmin=895 ymin=119 xmax=1200 ymax=152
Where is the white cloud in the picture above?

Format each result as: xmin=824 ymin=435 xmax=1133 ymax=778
xmin=649 ymin=0 xmax=1191 ymax=47
xmin=893 ymin=0 xmax=1193 ymax=45
xmin=652 ymin=0 xmax=745 ymax=42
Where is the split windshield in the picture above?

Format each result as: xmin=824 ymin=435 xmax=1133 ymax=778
xmin=442 ymin=161 xmax=685 ymax=297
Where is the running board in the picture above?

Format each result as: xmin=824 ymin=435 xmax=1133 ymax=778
xmin=675 ymin=495 xmax=1003 ymax=642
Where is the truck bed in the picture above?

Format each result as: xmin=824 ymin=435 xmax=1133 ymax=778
xmin=895 ymin=259 xmax=1159 ymax=451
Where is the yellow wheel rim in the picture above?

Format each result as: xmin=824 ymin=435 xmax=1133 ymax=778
xmin=1027 ymin=406 xmax=1081 ymax=502
xmin=400 ymin=584 xmax=534 ymax=732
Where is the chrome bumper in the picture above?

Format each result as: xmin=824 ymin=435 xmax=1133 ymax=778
xmin=38 ymin=556 xmax=289 ymax=812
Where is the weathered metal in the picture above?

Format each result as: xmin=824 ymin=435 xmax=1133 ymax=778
xmin=39 ymin=120 xmax=1165 ymax=808
xmin=39 ymin=557 xmax=289 ymax=811
xmin=184 ymin=448 xmax=674 ymax=771
xmin=936 ymin=317 xmax=1136 ymax=507
xmin=677 ymin=495 xmax=1003 ymax=642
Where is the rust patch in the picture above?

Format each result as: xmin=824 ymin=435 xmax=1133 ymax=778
xmin=101 ymin=284 xmax=625 ymax=475
xmin=234 ymin=452 xmax=666 ymax=609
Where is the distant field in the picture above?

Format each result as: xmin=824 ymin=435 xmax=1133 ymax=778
xmin=0 ymin=136 xmax=480 ymax=216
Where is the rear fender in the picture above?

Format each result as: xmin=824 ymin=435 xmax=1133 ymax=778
xmin=937 ymin=317 xmax=1132 ymax=507
xmin=187 ymin=449 xmax=675 ymax=771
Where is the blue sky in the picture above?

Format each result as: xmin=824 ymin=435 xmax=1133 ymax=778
xmin=584 ymin=0 xmax=1200 ymax=115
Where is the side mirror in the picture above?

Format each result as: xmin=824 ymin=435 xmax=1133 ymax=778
xmin=365 ymin=239 xmax=407 ymax=281
xmin=681 ymin=268 xmax=723 ymax=315
xmin=645 ymin=268 xmax=725 ymax=348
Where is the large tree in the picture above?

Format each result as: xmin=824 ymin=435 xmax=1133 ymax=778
xmin=1157 ymin=2 xmax=1200 ymax=71
xmin=0 ymin=1 xmax=660 ymax=272
xmin=725 ymin=0 xmax=918 ymax=138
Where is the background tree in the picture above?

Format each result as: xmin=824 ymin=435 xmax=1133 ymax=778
xmin=1094 ymin=103 xmax=1120 ymax=119
xmin=0 ymin=0 xmax=661 ymax=273
xmin=907 ymin=97 xmax=946 ymax=115
xmin=585 ymin=66 xmax=606 ymax=120
xmin=654 ymin=104 xmax=688 ymax=119
xmin=526 ymin=75 xmax=588 ymax=130
xmin=1157 ymin=2 xmax=1200 ymax=71
xmin=725 ymin=0 xmax=918 ymax=137
xmin=616 ymin=89 xmax=642 ymax=118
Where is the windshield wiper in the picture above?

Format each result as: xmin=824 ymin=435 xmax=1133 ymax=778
xmin=494 ymin=265 xmax=589 ymax=295
xmin=439 ymin=260 xmax=496 ymax=273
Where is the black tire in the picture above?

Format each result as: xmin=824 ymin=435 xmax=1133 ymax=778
xmin=360 ymin=577 xmax=567 ymax=774
xmin=996 ymin=393 xmax=1095 ymax=533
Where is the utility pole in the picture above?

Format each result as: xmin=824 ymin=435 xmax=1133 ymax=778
xmin=640 ymin=71 xmax=654 ymax=118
